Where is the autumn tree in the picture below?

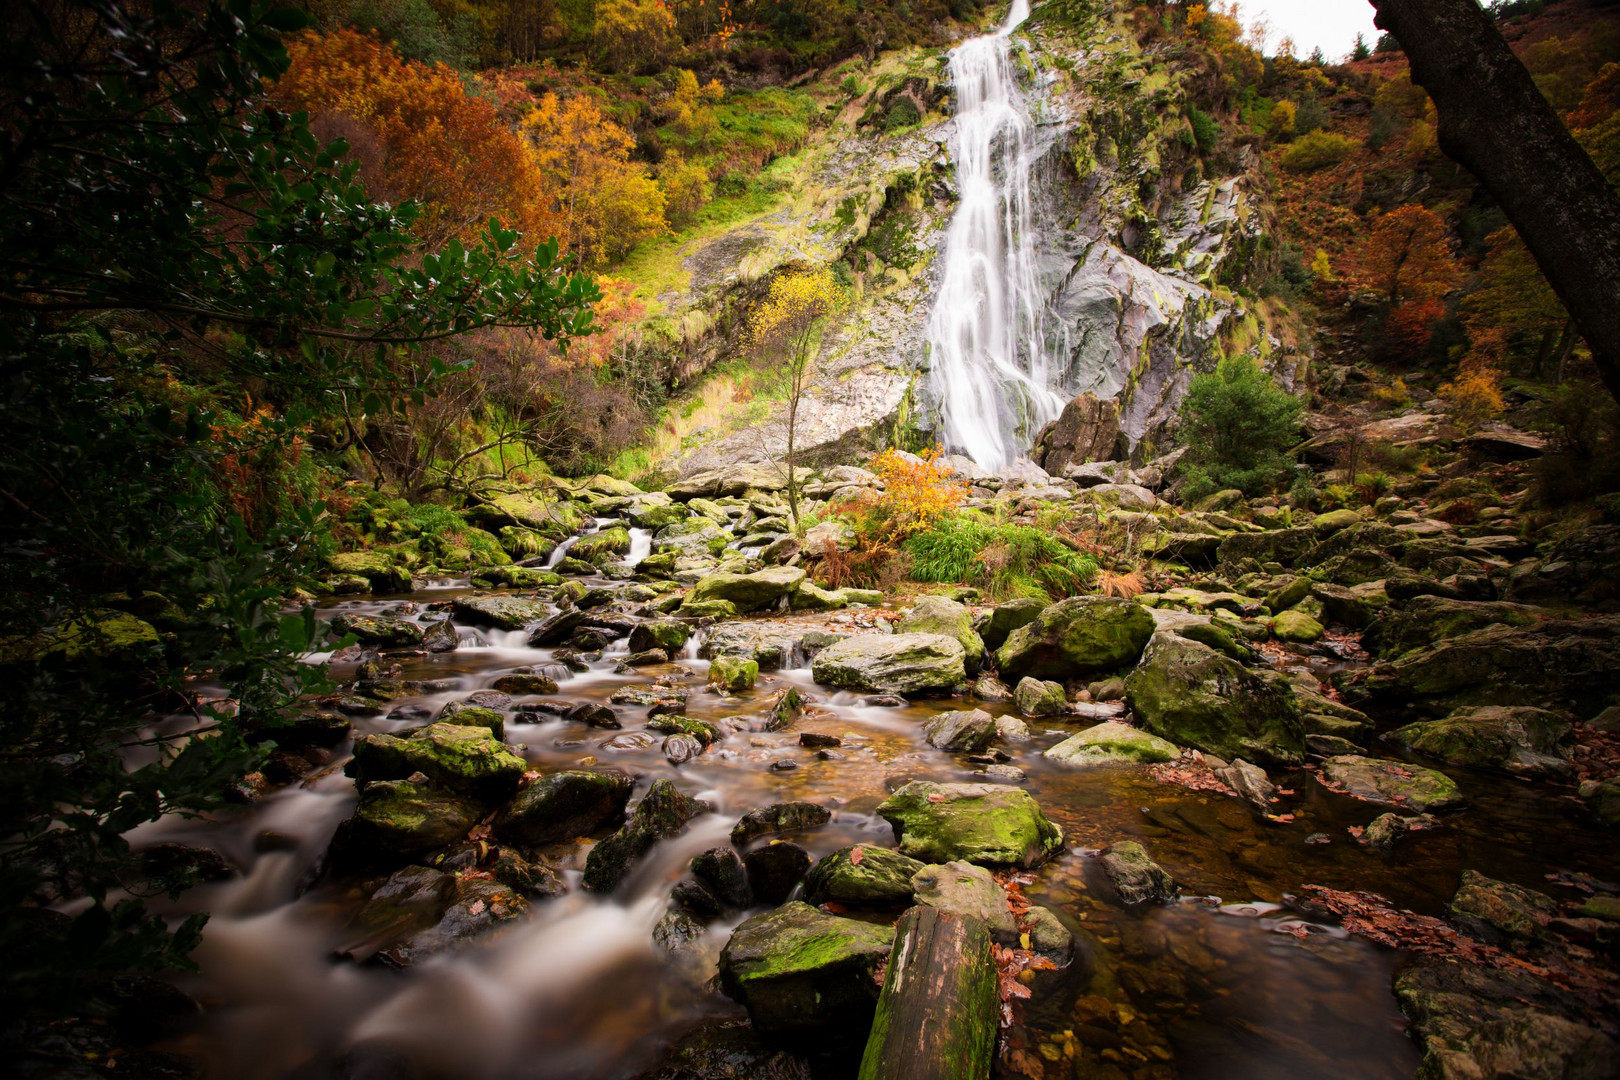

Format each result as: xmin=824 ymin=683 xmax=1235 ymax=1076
xmin=1464 ymin=226 xmax=1574 ymax=378
xmin=749 ymin=267 xmax=840 ymax=531
xmin=277 ymin=28 xmax=559 ymax=247
xmin=1354 ymin=204 xmax=1460 ymax=305
xmin=523 ymin=92 xmax=668 ymax=264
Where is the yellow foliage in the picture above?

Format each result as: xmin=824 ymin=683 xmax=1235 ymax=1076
xmin=1310 ymin=248 xmax=1334 ymax=282
xmin=668 ymin=68 xmax=726 ymax=147
xmin=869 ymin=447 xmax=968 ymax=531
xmin=749 ymin=267 xmax=840 ymax=366
xmin=1267 ymin=100 xmax=1297 ymax=142
xmin=659 ymin=152 xmax=711 ymax=229
xmin=522 ymin=93 xmax=667 ymax=265
xmin=1440 ymin=356 xmax=1506 ymax=432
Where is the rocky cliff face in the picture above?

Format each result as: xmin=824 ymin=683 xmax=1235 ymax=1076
xmin=654 ymin=3 xmax=1283 ymax=478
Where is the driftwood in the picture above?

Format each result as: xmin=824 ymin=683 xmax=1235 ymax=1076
xmin=857 ymin=907 xmax=998 ymax=1080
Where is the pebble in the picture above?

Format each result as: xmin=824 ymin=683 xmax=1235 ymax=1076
xmin=769 ymin=759 xmax=799 ymax=772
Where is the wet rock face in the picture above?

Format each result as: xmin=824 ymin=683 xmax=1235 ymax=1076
xmin=995 ymin=596 xmax=1156 ymax=684
xmin=731 ymin=802 xmax=833 ymax=847
xmin=492 ymin=769 xmax=635 ymax=847
xmin=876 ymin=781 xmax=1063 ymax=868
xmin=922 ymin=708 xmax=998 ymax=753
xmin=688 ymin=567 xmax=807 ymax=613
xmin=1125 ymin=635 xmax=1306 ymax=766
xmin=810 ymin=632 xmax=967 ymax=695
xmin=1098 ymin=841 xmax=1176 ymax=905
xmin=717 ymin=901 xmax=894 ymax=1042
xmin=802 ymin=845 xmax=926 ymax=907
xmin=329 ymin=613 xmax=424 ymax=648
xmin=582 ymin=779 xmax=711 ymax=893
xmin=449 ymin=595 xmax=550 ymax=631
xmin=348 ymin=781 xmax=483 ymax=861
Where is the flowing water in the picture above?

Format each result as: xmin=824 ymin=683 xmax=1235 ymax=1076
xmin=927 ymin=0 xmax=1068 ymax=472
xmin=130 ymin=574 xmax=1620 ymax=1080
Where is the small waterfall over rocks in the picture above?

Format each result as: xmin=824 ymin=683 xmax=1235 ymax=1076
xmin=927 ymin=0 xmax=1067 ymax=472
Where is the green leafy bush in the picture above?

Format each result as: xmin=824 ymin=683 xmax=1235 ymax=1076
xmin=1281 ymin=130 xmax=1358 ymax=172
xmin=884 ymin=97 xmax=922 ymax=131
xmin=1175 ymin=356 xmax=1304 ymax=499
xmin=903 ymin=514 xmax=1097 ymax=600
xmin=1189 ymin=108 xmax=1220 ymax=151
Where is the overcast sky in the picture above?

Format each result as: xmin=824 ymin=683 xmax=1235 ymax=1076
xmin=1239 ymin=0 xmax=1383 ymax=61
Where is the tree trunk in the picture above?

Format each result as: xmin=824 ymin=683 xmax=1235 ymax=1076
xmin=1368 ymin=0 xmax=1620 ymax=404
xmin=857 ymin=907 xmax=998 ymax=1080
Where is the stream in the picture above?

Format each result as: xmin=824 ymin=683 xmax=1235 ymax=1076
xmin=126 ymin=560 xmax=1620 ymax=1080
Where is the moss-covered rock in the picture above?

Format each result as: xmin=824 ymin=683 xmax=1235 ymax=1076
xmin=910 ymin=860 xmax=1018 ymax=945
xmin=708 ymin=655 xmax=758 ymax=691
xmin=1388 ymin=706 xmax=1574 ymax=779
xmin=995 ymin=596 xmax=1155 ymax=683
xmin=1175 ymin=621 xmax=1256 ymax=661
xmin=717 ymin=901 xmax=894 ymax=1041
xmin=492 ymin=768 xmax=634 ymax=846
xmin=572 ymin=526 xmax=632 ymax=564
xmin=1317 ymin=755 xmax=1464 ymax=811
xmin=896 ymin=594 xmax=986 ymax=675
xmin=433 ymin=704 xmax=506 ymax=739
xmin=877 ymin=781 xmax=1063 ymax=868
xmin=677 ymin=598 xmax=739 ymax=619
xmin=1311 ymin=581 xmax=1389 ymax=629
xmin=789 ymin=580 xmax=849 ymax=611
xmin=1271 ymin=609 xmax=1325 ymax=643
xmin=347 ymin=722 xmax=526 ymax=802
xmin=731 ymin=801 xmax=832 ymax=846
xmin=1215 ymin=526 xmax=1315 ymax=572
xmin=1125 ymin=635 xmax=1305 ymax=765
xmin=325 ymin=550 xmax=413 ymax=593
xmin=922 ymin=708 xmax=997 ymax=752
xmin=1263 ymin=576 xmax=1313 ymax=614
xmin=627 ymin=618 xmax=691 ymax=655
xmin=349 ymin=780 xmax=482 ymax=858
xmin=467 ymin=492 xmax=587 ymax=540
xmin=489 ymin=672 xmax=559 ymax=696
xmin=1013 ymin=677 xmax=1068 ymax=718
xmin=802 ymin=844 xmax=926 ymax=907
xmin=1447 ymin=869 xmax=1559 ymax=947
xmin=811 ymin=633 xmax=966 ymax=695
xmin=1586 ymin=779 xmax=1620 ymax=830
xmin=329 ymin=613 xmax=424 ymax=648
xmin=626 ymin=501 xmax=689 ymax=530
xmin=450 ymin=595 xmax=550 ymax=631
xmin=978 ymin=597 xmax=1046 ymax=652
xmin=648 ymin=713 xmax=722 ymax=746
xmin=1044 ymin=721 xmax=1179 ymax=767
xmin=1363 ymin=596 xmax=1542 ymax=660
xmin=653 ymin=517 xmax=730 ymax=557
xmin=582 ymin=779 xmax=710 ymax=893
xmin=689 ymin=567 xmax=807 ymax=613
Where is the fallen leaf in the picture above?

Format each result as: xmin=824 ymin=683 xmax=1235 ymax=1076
xmin=850 ymin=846 xmax=863 ymax=866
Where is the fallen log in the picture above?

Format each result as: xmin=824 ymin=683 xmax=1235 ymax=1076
xmin=857 ymin=907 xmax=998 ymax=1080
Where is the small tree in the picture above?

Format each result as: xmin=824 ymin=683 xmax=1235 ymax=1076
xmin=1354 ymin=204 xmax=1460 ymax=305
xmin=749 ymin=268 xmax=839 ymax=532
xmin=1177 ymin=356 xmax=1305 ymax=497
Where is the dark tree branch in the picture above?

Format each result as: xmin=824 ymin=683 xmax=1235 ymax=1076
xmin=1368 ymin=0 xmax=1620 ymax=403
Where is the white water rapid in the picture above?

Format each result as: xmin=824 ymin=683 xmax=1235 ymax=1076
xmin=927 ymin=0 xmax=1066 ymax=472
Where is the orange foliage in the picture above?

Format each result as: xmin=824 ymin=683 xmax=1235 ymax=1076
xmin=1440 ymin=352 xmax=1506 ymax=432
xmin=276 ymin=29 xmax=559 ymax=249
xmin=1352 ymin=204 xmax=1461 ymax=305
xmin=1387 ymin=297 xmax=1445 ymax=351
xmin=869 ymin=446 xmax=968 ymax=532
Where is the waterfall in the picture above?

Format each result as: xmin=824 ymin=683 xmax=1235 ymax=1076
xmin=927 ymin=0 xmax=1066 ymax=473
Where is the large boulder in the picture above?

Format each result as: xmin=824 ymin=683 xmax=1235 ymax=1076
xmin=1215 ymin=527 xmax=1316 ymax=573
xmin=1388 ymin=706 xmax=1575 ymax=780
xmin=1316 ymin=755 xmax=1465 ymax=811
xmin=802 ymin=845 xmax=926 ymax=907
xmin=1125 ymin=636 xmax=1305 ymax=765
xmin=582 ymin=779 xmax=710 ymax=893
xmin=467 ymin=492 xmax=587 ymax=539
xmin=324 ymin=550 xmax=412 ymax=593
xmin=1447 ymin=870 xmax=1560 ymax=948
xmin=627 ymin=618 xmax=691 ymax=655
xmin=653 ymin=517 xmax=729 ymax=557
xmin=896 ymin=595 xmax=986 ymax=674
xmin=347 ymin=723 xmax=526 ymax=802
xmin=876 ymin=782 xmax=1063 ymax=868
xmin=811 ymin=633 xmax=966 ymax=695
xmin=1044 ymin=721 xmax=1179 ymax=768
xmin=1031 ymin=392 xmax=1121 ymax=476
xmin=994 ymin=596 xmax=1156 ymax=683
xmin=572 ymin=526 xmax=632 ymax=563
xmin=688 ymin=567 xmax=807 ymax=613
xmin=492 ymin=769 xmax=635 ymax=845
xmin=717 ymin=902 xmax=894 ymax=1041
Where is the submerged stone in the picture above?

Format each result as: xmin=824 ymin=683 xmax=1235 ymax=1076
xmin=1098 ymin=841 xmax=1176 ymax=904
xmin=1317 ymin=755 xmax=1465 ymax=811
xmin=731 ymin=802 xmax=832 ymax=846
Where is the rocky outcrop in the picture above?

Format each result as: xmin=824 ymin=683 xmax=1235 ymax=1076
xmin=1031 ymin=393 xmax=1121 ymax=475
xmin=1388 ymin=706 xmax=1575 ymax=780
xmin=1125 ymin=635 xmax=1305 ymax=765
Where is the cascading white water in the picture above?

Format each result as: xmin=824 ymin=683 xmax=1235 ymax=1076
xmin=927 ymin=0 xmax=1066 ymax=472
